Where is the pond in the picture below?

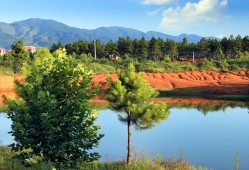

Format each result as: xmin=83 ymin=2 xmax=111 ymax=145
xmin=1 ymin=102 xmax=249 ymax=170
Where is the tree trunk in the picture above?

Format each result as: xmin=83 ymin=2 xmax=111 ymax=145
xmin=127 ymin=111 xmax=132 ymax=164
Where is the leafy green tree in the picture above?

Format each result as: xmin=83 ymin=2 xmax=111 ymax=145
xmin=11 ymin=39 xmax=29 ymax=73
xmin=7 ymin=48 xmax=103 ymax=168
xmin=105 ymin=63 xmax=170 ymax=164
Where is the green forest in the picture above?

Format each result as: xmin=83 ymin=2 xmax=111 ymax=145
xmin=0 ymin=35 xmax=249 ymax=75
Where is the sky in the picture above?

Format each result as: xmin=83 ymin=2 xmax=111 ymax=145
xmin=0 ymin=0 xmax=248 ymax=37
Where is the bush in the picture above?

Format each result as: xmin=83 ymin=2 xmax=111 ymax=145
xmin=86 ymin=63 xmax=116 ymax=73
xmin=228 ymin=64 xmax=243 ymax=71
xmin=177 ymin=62 xmax=196 ymax=71
xmin=136 ymin=61 xmax=165 ymax=72
xmin=163 ymin=55 xmax=171 ymax=62
xmin=213 ymin=59 xmax=229 ymax=71
xmin=196 ymin=59 xmax=216 ymax=71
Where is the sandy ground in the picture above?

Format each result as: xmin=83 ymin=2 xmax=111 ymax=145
xmin=1 ymin=71 xmax=249 ymax=104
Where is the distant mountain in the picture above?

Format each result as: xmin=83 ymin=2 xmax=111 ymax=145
xmin=0 ymin=18 xmax=216 ymax=49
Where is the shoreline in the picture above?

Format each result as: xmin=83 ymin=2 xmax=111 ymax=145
xmin=1 ymin=70 xmax=249 ymax=105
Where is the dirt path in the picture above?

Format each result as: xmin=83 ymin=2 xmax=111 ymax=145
xmin=1 ymin=71 xmax=249 ymax=104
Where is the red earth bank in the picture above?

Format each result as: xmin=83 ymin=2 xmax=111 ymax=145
xmin=1 ymin=71 xmax=249 ymax=104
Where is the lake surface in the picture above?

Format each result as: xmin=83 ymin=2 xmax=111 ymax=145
xmin=1 ymin=104 xmax=249 ymax=170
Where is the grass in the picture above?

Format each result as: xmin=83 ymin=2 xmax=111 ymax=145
xmin=158 ymin=88 xmax=210 ymax=98
xmin=216 ymin=95 xmax=249 ymax=102
xmin=0 ymin=146 xmax=208 ymax=170
xmin=0 ymin=66 xmax=14 ymax=75
xmin=0 ymin=104 xmax=9 ymax=112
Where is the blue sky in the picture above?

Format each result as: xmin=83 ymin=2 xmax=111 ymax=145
xmin=0 ymin=0 xmax=248 ymax=37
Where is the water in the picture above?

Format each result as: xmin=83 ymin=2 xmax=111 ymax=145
xmin=1 ymin=105 xmax=249 ymax=170
xmin=94 ymin=107 xmax=249 ymax=170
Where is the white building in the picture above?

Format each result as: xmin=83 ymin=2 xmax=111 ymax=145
xmin=24 ymin=46 xmax=36 ymax=53
xmin=0 ymin=47 xmax=6 ymax=56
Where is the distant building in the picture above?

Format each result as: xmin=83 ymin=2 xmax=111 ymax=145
xmin=24 ymin=46 xmax=36 ymax=53
xmin=109 ymin=53 xmax=119 ymax=61
xmin=0 ymin=47 xmax=6 ymax=56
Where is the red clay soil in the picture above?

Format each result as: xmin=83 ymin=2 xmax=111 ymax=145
xmin=1 ymin=71 xmax=249 ymax=104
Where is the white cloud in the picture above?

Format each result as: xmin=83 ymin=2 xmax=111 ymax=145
xmin=142 ymin=0 xmax=173 ymax=5
xmin=147 ymin=8 xmax=161 ymax=16
xmin=159 ymin=0 xmax=228 ymax=31
xmin=217 ymin=34 xmax=225 ymax=38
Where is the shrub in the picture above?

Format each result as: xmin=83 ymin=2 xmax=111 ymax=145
xmin=213 ymin=59 xmax=229 ymax=71
xmin=163 ymin=55 xmax=171 ymax=62
xmin=196 ymin=59 xmax=216 ymax=71
xmin=86 ymin=63 xmax=116 ymax=73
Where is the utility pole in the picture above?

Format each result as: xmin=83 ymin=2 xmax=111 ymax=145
xmin=192 ymin=51 xmax=195 ymax=63
xmin=94 ymin=40 xmax=97 ymax=59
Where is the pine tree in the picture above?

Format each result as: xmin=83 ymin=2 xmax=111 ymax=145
xmin=105 ymin=63 xmax=170 ymax=164
xmin=11 ymin=39 xmax=29 ymax=73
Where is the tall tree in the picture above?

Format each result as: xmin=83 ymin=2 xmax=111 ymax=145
xmin=133 ymin=38 xmax=149 ymax=60
xmin=50 ymin=42 xmax=64 ymax=53
xmin=242 ymin=36 xmax=249 ymax=52
xmin=11 ymin=39 xmax=29 ymax=73
xmin=105 ymin=40 xmax=118 ymax=56
xmin=7 ymin=48 xmax=103 ymax=168
xmin=117 ymin=37 xmax=134 ymax=56
xmin=105 ymin=63 xmax=169 ymax=164
xmin=149 ymin=37 xmax=162 ymax=61
xmin=164 ymin=39 xmax=178 ymax=60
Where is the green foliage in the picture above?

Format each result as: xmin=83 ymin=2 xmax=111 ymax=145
xmin=216 ymin=95 xmax=249 ymax=102
xmin=179 ymin=147 xmax=184 ymax=163
xmin=0 ymin=146 xmax=208 ymax=170
xmin=213 ymin=59 xmax=229 ymax=71
xmin=136 ymin=61 xmax=166 ymax=72
xmin=227 ymin=58 xmax=249 ymax=70
xmin=166 ymin=99 xmax=247 ymax=115
xmin=235 ymin=152 xmax=239 ymax=170
xmin=85 ymin=63 xmax=116 ymax=74
xmin=106 ymin=63 xmax=170 ymax=163
xmin=196 ymin=59 xmax=216 ymax=71
xmin=0 ymin=53 xmax=14 ymax=69
xmin=163 ymin=55 xmax=171 ymax=62
xmin=79 ymin=53 xmax=93 ymax=62
xmin=0 ymin=66 xmax=14 ymax=75
xmin=10 ymin=39 xmax=29 ymax=74
xmin=6 ymin=48 xmax=103 ymax=168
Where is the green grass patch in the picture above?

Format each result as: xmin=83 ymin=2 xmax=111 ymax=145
xmin=216 ymin=95 xmax=249 ymax=102
xmin=158 ymin=88 xmax=208 ymax=97
xmin=0 ymin=104 xmax=9 ymax=112
xmin=0 ymin=146 xmax=208 ymax=170
xmin=84 ymin=62 xmax=116 ymax=74
xmin=0 ymin=66 xmax=14 ymax=75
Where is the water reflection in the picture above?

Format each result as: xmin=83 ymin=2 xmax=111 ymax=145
xmin=95 ymin=106 xmax=249 ymax=170
xmin=167 ymin=100 xmax=248 ymax=115
xmin=1 ymin=99 xmax=249 ymax=170
xmin=91 ymin=98 xmax=248 ymax=115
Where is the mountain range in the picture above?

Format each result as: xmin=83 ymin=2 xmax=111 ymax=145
xmin=0 ymin=18 xmax=216 ymax=49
